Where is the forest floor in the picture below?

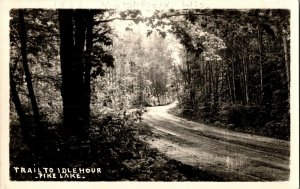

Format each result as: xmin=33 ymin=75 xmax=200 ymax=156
xmin=141 ymin=101 xmax=290 ymax=181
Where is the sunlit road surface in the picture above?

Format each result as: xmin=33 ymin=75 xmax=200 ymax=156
xmin=142 ymin=101 xmax=290 ymax=181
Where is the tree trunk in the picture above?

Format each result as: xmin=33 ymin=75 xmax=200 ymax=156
xmin=258 ymin=25 xmax=264 ymax=104
xmin=10 ymin=74 xmax=30 ymax=143
xmin=243 ymin=53 xmax=249 ymax=105
xmin=59 ymin=10 xmax=73 ymax=132
xmin=186 ymin=54 xmax=191 ymax=85
xmin=18 ymin=10 xmax=42 ymax=134
xmin=74 ymin=10 xmax=87 ymax=128
xmin=282 ymin=35 xmax=290 ymax=98
xmin=82 ymin=11 xmax=94 ymax=126
xmin=214 ymin=60 xmax=219 ymax=105
xmin=230 ymin=59 xmax=236 ymax=103
xmin=226 ymin=61 xmax=232 ymax=103
xmin=204 ymin=61 xmax=208 ymax=102
xmin=208 ymin=62 xmax=213 ymax=102
xmin=173 ymin=64 xmax=181 ymax=102
xmin=157 ymin=94 xmax=160 ymax=105
xmin=59 ymin=10 xmax=78 ymax=134
xmin=59 ymin=10 xmax=90 ymax=135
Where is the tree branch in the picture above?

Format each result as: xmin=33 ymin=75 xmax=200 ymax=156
xmin=94 ymin=17 xmax=142 ymax=25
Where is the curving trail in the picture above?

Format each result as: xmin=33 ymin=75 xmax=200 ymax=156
xmin=142 ymin=101 xmax=290 ymax=181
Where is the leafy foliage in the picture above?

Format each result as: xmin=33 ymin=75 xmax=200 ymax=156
xmin=9 ymin=8 xmax=290 ymax=182
xmin=161 ymin=9 xmax=290 ymax=140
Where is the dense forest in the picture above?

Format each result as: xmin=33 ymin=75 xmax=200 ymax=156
xmin=9 ymin=9 xmax=290 ymax=181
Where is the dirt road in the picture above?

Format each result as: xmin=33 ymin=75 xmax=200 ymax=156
xmin=142 ymin=102 xmax=290 ymax=181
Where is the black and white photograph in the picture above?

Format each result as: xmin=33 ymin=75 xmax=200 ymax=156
xmin=0 ymin=0 xmax=299 ymax=188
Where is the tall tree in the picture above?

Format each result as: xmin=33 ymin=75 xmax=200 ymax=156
xmin=18 ymin=10 xmax=42 ymax=134
xmin=59 ymin=9 xmax=115 ymax=135
xmin=82 ymin=11 xmax=95 ymax=126
xmin=58 ymin=10 xmax=88 ymax=134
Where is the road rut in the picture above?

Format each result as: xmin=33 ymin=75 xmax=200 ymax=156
xmin=142 ymin=102 xmax=290 ymax=181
